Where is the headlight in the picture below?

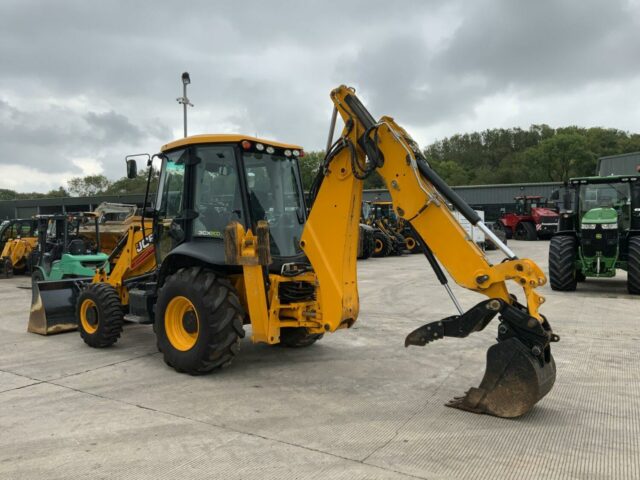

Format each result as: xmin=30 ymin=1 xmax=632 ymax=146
xmin=582 ymin=224 xmax=596 ymax=230
xmin=602 ymin=223 xmax=618 ymax=230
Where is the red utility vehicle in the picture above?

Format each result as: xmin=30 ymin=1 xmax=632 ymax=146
xmin=496 ymin=196 xmax=559 ymax=240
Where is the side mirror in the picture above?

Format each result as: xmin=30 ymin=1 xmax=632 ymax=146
xmin=126 ymin=159 xmax=137 ymax=179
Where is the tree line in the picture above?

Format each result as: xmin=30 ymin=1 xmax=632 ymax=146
xmin=0 ymin=168 xmax=159 ymax=201
xmin=2 ymin=125 xmax=638 ymax=201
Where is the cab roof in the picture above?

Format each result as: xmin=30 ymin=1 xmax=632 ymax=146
xmin=161 ymin=134 xmax=303 ymax=153
xmin=569 ymin=175 xmax=640 ymax=185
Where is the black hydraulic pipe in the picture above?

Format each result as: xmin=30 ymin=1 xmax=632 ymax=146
xmin=107 ymin=230 xmax=129 ymax=264
xmin=415 ymin=158 xmax=482 ymax=225
xmin=414 ymin=228 xmax=448 ymax=286
xmin=94 ymin=217 xmax=100 ymax=254
xmin=62 ymin=218 xmax=68 ymax=254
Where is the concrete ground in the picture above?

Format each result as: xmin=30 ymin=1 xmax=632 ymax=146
xmin=1 ymin=241 xmax=638 ymax=479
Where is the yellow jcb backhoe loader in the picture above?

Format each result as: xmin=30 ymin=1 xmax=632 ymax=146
xmin=0 ymin=220 xmax=38 ymax=278
xmin=30 ymin=86 xmax=558 ymax=418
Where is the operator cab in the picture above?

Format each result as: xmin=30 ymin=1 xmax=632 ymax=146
xmin=514 ymin=196 xmax=546 ymax=216
xmin=143 ymin=135 xmax=307 ymax=273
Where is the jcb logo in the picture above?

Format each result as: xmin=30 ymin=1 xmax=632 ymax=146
xmin=135 ymin=234 xmax=154 ymax=253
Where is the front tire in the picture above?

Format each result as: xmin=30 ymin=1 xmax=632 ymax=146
xmin=372 ymin=231 xmax=392 ymax=257
xmin=155 ymin=267 xmax=245 ymax=374
xmin=404 ymin=234 xmax=421 ymax=254
xmin=549 ymin=236 xmax=578 ymax=291
xmin=627 ymin=237 xmax=640 ymax=294
xmin=3 ymin=258 xmax=13 ymax=278
xmin=77 ymin=283 xmax=124 ymax=347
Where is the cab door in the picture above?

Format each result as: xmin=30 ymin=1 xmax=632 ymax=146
xmin=155 ymin=149 xmax=188 ymax=263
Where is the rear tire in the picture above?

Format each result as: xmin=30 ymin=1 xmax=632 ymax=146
xmin=372 ymin=231 xmax=392 ymax=257
xmin=549 ymin=236 xmax=578 ymax=291
xmin=391 ymin=232 xmax=406 ymax=256
xmin=3 ymin=258 xmax=13 ymax=278
xmin=627 ymin=237 xmax=640 ymax=294
xmin=77 ymin=283 xmax=124 ymax=348
xmin=363 ymin=232 xmax=375 ymax=259
xmin=358 ymin=228 xmax=374 ymax=259
xmin=514 ymin=222 xmax=537 ymax=241
xmin=13 ymin=261 xmax=27 ymax=275
xmin=155 ymin=267 xmax=245 ymax=374
xmin=279 ymin=328 xmax=323 ymax=348
xmin=404 ymin=234 xmax=421 ymax=254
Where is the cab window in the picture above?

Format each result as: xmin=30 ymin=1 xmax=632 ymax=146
xmin=192 ymin=146 xmax=241 ymax=239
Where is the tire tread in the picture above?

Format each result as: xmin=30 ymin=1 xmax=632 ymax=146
xmin=549 ymin=236 xmax=578 ymax=291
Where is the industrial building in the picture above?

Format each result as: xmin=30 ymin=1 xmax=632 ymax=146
xmin=1 ymin=183 xmax=563 ymax=222
xmin=597 ymin=151 xmax=640 ymax=176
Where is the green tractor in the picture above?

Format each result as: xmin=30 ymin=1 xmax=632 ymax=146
xmin=549 ymin=175 xmax=640 ymax=293
xmin=31 ymin=213 xmax=110 ymax=283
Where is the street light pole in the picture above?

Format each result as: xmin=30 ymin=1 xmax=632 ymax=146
xmin=176 ymin=72 xmax=193 ymax=138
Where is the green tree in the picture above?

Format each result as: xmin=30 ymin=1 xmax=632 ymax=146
xmin=105 ymin=168 xmax=159 ymax=195
xmin=67 ymin=174 xmax=111 ymax=196
xmin=298 ymin=151 xmax=323 ymax=191
xmin=0 ymin=189 xmax=18 ymax=201
xmin=429 ymin=160 xmax=470 ymax=185
xmin=46 ymin=187 xmax=69 ymax=198
xmin=522 ymin=133 xmax=596 ymax=182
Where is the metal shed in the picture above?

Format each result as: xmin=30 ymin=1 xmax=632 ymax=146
xmin=597 ymin=152 xmax=640 ymax=176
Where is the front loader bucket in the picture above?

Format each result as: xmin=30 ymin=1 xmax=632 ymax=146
xmin=28 ymin=279 xmax=84 ymax=335
xmin=447 ymin=337 xmax=556 ymax=418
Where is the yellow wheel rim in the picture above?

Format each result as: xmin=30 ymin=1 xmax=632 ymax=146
xmin=80 ymin=298 xmax=98 ymax=334
xmin=165 ymin=296 xmax=199 ymax=351
xmin=406 ymin=237 xmax=416 ymax=250
xmin=374 ymin=239 xmax=384 ymax=253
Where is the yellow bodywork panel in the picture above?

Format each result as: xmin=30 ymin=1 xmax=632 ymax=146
xmin=161 ymin=134 xmax=303 ymax=153
xmin=300 ymin=145 xmax=361 ymax=332
xmin=225 ymin=221 xmax=323 ymax=344
xmin=93 ymin=221 xmax=156 ymax=305
xmin=1 ymin=236 xmax=38 ymax=270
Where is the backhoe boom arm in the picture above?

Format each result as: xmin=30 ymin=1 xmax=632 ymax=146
xmin=301 ymin=85 xmax=557 ymax=418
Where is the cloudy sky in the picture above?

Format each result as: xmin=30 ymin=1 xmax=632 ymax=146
xmin=1 ymin=0 xmax=639 ymax=192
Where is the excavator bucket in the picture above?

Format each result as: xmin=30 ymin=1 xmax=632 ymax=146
xmin=405 ymin=299 xmax=558 ymax=418
xmin=446 ymin=338 xmax=556 ymax=418
xmin=28 ymin=279 xmax=83 ymax=335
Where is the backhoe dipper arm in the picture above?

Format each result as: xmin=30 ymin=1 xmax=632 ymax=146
xmin=301 ymin=85 xmax=557 ymax=418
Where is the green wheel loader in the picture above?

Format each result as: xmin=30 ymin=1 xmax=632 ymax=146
xmin=549 ymin=175 xmax=640 ymax=293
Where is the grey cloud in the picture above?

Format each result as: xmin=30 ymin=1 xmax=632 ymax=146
xmin=0 ymin=0 xmax=638 ymax=192
xmin=0 ymin=99 xmax=170 ymax=180
xmin=441 ymin=0 xmax=640 ymax=87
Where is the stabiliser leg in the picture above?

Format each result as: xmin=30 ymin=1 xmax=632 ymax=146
xmin=406 ymin=299 xmax=559 ymax=418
